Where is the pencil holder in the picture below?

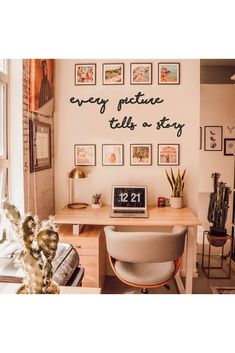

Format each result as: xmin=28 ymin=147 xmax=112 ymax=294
xmin=91 ymin=203 xmax=102 ymax=208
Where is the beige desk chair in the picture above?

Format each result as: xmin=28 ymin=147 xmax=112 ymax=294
xmin=104 ymin=225 xmax=187 ymax=294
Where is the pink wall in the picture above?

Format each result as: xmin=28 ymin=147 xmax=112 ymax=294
xmin=54 ymin=59 xmax=200 ymax=213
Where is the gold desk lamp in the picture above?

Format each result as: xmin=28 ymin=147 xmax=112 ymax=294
xmin=67 ymin=167 xmax=88 ymax=209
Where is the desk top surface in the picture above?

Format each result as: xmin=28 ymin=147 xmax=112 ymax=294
xmin=54 ymin=205 xmax=201 ymax=227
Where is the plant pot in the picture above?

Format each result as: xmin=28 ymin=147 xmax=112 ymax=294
xmin=207 ymin=227 xmax=227 ymax=247
xmin=91 ymin=203 xmax=102 ymax=209
xmin=170 ymin=197 xmax=183 ymax=209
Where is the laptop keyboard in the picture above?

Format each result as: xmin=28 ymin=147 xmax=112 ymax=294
xmin=113 ymin=210 xmax=145 ymax=214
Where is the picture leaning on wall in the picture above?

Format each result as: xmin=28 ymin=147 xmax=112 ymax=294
xmin=29 ymin=59 xmax=54 ymax=116
xmin=102 ymin=144 xmax=124 ymax=166
xmin=224 ymin=138 xmax=235 ymax=156
xmin=74 ymin=144 xmax=96 ymax=166
xmin=204 ymin=126 xmax=223 ymax=151
xmin=130 ymin=144 xmax=152 ymax=166
xmin=157 ymin=144 xmax=180 ymax=166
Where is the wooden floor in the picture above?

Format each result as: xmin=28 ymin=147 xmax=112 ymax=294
xmin=102 ymin=245 xmax=235 ymax=294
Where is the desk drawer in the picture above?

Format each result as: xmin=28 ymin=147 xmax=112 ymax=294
xmin=79 ymin=255 xmax=99 ymax=287
xmin=59 ymin=235 xmax=98 ymax=255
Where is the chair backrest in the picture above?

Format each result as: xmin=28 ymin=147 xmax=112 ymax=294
xmin=104 ymin=225 xmax=187 ymax=263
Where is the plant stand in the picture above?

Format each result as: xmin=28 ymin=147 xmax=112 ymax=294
xmin=202 ymin=230 xmax=233 ymax=279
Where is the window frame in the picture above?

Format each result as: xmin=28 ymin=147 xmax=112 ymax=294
xmin=0 ymin=59 xmax=9 ymax=202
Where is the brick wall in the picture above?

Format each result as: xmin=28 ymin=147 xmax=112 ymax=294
xmin=22 ymin=59 xmax=55 ymax=219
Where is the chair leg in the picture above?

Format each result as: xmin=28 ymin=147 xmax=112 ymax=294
xmin=164 ymin=284 xmax=170 ymax=290
xmin=141 ymin=288 xmax=148 ymax=294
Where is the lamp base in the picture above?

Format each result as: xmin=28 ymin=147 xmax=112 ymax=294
xmin=67 ymin=203 xmax=88 ymax=209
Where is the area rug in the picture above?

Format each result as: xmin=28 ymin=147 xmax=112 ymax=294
xmin=210 ymin=286 xmax=235 ymax=294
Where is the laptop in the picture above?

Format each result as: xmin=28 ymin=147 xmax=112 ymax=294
xmin=110 ymin=185 xmax=148 ymax=218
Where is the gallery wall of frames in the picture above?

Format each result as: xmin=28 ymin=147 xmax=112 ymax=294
xmin=54 ymin=59 xmax=201 ymax=211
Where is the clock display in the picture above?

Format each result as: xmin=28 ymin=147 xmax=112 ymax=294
xmin=113 ymin=187 xmax=145 ymax=208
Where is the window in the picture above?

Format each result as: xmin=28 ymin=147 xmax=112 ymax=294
xmin=0 ymin=59 xmax=7 ymax=74
xmin=0 ymin=59 xmax=8 ymax=202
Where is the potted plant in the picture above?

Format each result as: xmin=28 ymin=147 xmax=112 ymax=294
xmin=165 ymin=168 xmax=186 ymax=209
xmin=2 ymin=201 xmax=60 ymax=294
xmin=207 ymin=173 xmax=231 ymax=246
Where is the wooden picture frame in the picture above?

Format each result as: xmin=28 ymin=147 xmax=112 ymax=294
xmin=130 ymin=144 xmax=152 ymax=166
xmin=157 ymin=144 xmax=180 ymax=166
xmin=200 ymin=127 xmax=202 ymax=150
xmin=224 ymin=138 xmax=235 ymax=156
xmin=75 ymin=64 xmax=96 ymax=85
xmin=130 ymin=63 xmax=152 ymax=84
xmin=29 ymin=119 xmax=52 ymax=172
xmin=102 ymin=144 xmax=124 ymax=166
xmin=102 ymin=63 xmax=124 ymax=85
xmin=29 ymin=59 xmax=54 ymax=116
xmin=158 ymin=62 xmax=180 ymax=85
xmin=204 ymin=126 xmax=223 ymax=151
xmin=74 ymin=144 xmax=96 ymax=166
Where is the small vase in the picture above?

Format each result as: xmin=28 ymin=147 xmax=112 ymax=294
xmin=170 ymin=197 xmax=183 ymax=209
xmin=91 ymin=203 xmax=102 ymax=209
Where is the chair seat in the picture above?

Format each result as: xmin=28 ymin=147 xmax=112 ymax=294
xmin=115 ymin=260 xmax=175 ymax=286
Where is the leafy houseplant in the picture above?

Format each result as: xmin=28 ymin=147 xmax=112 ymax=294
xmin=207 ymin=173 xmax=231 ymax=246
xmin=165 ymin=168 xmax=186 ymax=209
xmin=2 ymin=202 xmax=60 ymax=294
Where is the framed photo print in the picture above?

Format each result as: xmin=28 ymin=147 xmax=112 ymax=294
xmin=158 ymin=63 xmax=180 ymax=85
xmin=200 ymin=127 xmax=202 ymax=150
xmin=74 ymin=144 xmax=96 ymax=166
xmin=75 ymin=64 xmax=96 ymax=85
xmin=29 ymin=120 xmax=52 ymax=172
xmin=157 ymin=144 xmax=179 ymax=166
xmin=29 ymin=59 xmax=54 ymax=116
xmin=224 ymin=138 xmax=235 ymax=156
xmin=102 ymin=144 xmax=124 ymax=166
xmin=130 ymin=63 xmax=152 ymax=84
xmin=204 ymin=126 xmax=223 ymax=151
xmin=130 ymin=144 xmax=152 ymax=166
xmin=102 ymin=63 xmax=124 ymax=85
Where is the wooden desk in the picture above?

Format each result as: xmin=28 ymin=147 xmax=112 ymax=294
xmin=0 ymin=282 xmax=101 ymax=294
xmin=54 ymin=205 xmax=201 ymax=294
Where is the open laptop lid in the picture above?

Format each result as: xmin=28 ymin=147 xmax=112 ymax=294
xmin=111 ymin=185 xmax=147 ymax=211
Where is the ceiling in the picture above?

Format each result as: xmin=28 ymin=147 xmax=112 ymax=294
xmin=200 ymin=59 xmax=235 ymax=84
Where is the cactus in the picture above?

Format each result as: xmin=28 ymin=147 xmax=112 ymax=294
xmin=207 ymin=173 xmax=231 ymax=237
xmin=165 ymin=168 xmax=186 ymax=197
xmin=3 ymin=201 xmax=60 ymax=294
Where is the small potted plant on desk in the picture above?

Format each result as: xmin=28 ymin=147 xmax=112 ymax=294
xmin=165 ymin=168 xmax=186 ymax=209
xmin=91 ymin=193 xmax=102 ymax=208
xmin=207 ymin=172 xmax=231 ymax=246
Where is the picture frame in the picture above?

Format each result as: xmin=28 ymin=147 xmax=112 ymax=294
xmin=74 ymin=144 xmax=96 ymax=166
xmin=204 ymin=126 xmax=223 ymax=151
xmin=29 ymin=59 xmax=54 ymax=116
xmin=102 ymin=63 xmax=124 ymax=85
xmin=157 ymin=144 xmax=180 ymax=166
xmin=29 ymin=119 xmax=52 ymax=172
xmin=200 ymin=127 xmax=202 ymax=150
xmin=158 ymin=63 xmax=180 ymax=85
xmin=102 ymin=144 xmax=124 ymax=166
xmin=75 ymin=64 xmax=96 ymax=85
xmin=130 ymin=63 xmax=152 ymax=85
xmin=224 ymin=138 xmax=235 ymax=156
xmin=130 ymin=144 xmax=152 ymax=166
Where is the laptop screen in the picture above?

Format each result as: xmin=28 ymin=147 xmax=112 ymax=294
xmin=112 ymin=186 xmax=147 ymax=209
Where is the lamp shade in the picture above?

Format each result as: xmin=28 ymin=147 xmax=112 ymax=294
xmin=69 ymin=167 xmax=88 ymax=179
xmin=67 ymin=167 xmax=88 ymax=209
